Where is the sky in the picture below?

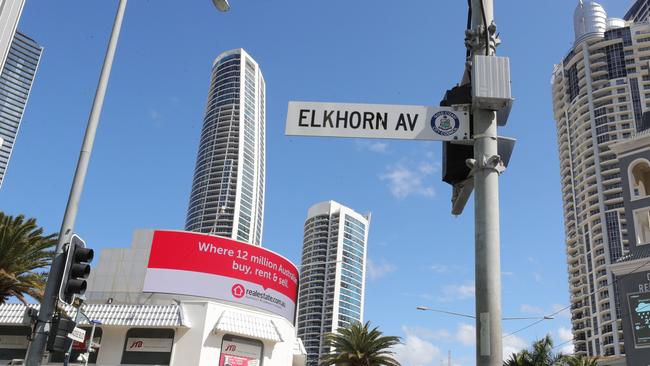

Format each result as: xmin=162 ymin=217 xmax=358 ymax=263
xmin=0 ymin=0 xmax=636 ymax=365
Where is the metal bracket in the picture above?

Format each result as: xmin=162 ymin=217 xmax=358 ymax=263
xmin=466 ymin=154 xmax=506 ymax=175
xmin=464 ymin=21 xmax=501 ymax=67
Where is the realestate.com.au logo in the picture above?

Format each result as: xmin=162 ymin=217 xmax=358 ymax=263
xmin=231 ymin=284 xmax=245 ymax=299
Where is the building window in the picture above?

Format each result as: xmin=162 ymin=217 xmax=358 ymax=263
xmin=219 ymin=335 xmax=263 ymax=366
xmin=0 ymin=326 xmax=30 ymax=361
xmin=121 ymin=328 xmax=175 ymax=365
xmin=629 ymin=159 xmax=650 ymax=198
xmin=633 ymin=207 xmax=650 ymax=246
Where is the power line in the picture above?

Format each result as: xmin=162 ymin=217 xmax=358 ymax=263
xmin=503 ymin=256 xmax=650 ymax=341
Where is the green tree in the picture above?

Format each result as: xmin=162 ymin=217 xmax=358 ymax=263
xmin=320 ymin=321 xmax=401 ymax=366
xmin=564 ymin=355 xmax=598 ymax=366
xmin=0 ymin=213 xmax=56 ymax=304
xmin=503 ymin=335 xmax=565 ymax=366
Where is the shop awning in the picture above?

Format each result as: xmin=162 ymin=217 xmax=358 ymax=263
xmin=0 ymin=303 xmax=185 ymax=328
xmin=214 ymin=310 xmax=283 ymax=342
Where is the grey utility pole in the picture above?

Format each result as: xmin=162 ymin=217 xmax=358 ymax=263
xmin=468 ymin=0 xmax=503 ymax=366
xmin=24 ymin=0 xmax=128 ymax=364
xmin=468 ymin=0 xmax=503 ymax=365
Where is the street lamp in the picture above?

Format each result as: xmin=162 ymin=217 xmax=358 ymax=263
xmin=212 ymin=0 xmax=231 ymax=12
xmin=416 ymin=306 xmax=554 ymax=321
xmin=26 ymin=1 xmax=230 ymax=364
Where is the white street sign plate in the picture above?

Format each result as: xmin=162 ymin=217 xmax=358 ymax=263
xmin=285 ymin=101 xmax=470 ymax=141
xmin=68 ymin=327 xmax=86 ymax=343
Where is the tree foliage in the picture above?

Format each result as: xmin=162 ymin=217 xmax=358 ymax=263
xmin=320 ymin=321 xmax=401 ymax=366
xmin=0 ymin=213 xmax=56 ymax=304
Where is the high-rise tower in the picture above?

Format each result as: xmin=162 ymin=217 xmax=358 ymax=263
xmin=625 ymin=0 xmax=650 ymax=23
xmin=296 ymin=201 xmax=369 ymax=366
xmin=0 ymin=31 xmax=43 ymax=189
xmin=550 ymin=1 xmax=650 ymax=360
xmin=185 ymin=49 xmax=266 ymax=246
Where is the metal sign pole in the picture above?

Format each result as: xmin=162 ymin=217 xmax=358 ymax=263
xmin=24 ymin=1 xmax=128 ymax=364
xmin=469 ymin=0 xmax=503 ymax=365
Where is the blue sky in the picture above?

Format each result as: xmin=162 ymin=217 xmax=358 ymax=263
xmin=0 ymin=0 xmax=634 ymax=365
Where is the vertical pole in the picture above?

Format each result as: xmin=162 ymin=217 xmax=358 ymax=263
xmin=470 ymin=0 xmax=502 ymax=366
xmin=24 ymin=1 xmax=128 ymax=364
xmin=84 ymin=322 xmax=97 ymax=366
xmin=63 ymin=306 xmax=83 ymax=366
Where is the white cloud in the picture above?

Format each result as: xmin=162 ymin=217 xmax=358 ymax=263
xmin=556 ymin=327 xmax=574 ymax=355
xmin=520 ymin=304 xmax=545 ymax=315
xmin=551 ymin=304 xmax=571 ymax=319
xmin=356 ymin=140 xmax=389 ymax=153
xmin=366 ymin=258 xmax=397 ymax=280
xmin=440 ymin=283 xmax=475 ymax=302
xmin=430 ymin=264 xmax=449 ymax=274
xmin=402 ymin=326 xmax=451 ymax=341
xmin=503 ymin=335 xmax=529 ymax=361
xmin=533 ymin=272 xmax=543 ymax=283
xmin=456 ymin=324 xmax=475 ymax=346
xmin=380 ymin=162 xmax=436 ymax=199
xmin=502 ymin=271 xmax=515 ymax=276
xmin=148 ymin=109 xmax=162 ymax=120
xmin=393 ymin=328 xmax=441 ymax=366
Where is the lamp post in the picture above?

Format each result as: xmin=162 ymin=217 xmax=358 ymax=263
xmin=25 ymin=2 xmax=230 ymax=364
xmin=212 ymin=0 xmax=231 ymax=12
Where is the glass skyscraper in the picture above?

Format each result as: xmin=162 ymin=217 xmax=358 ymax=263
xmin=0 ymin=31 xmax=42 ymax=189
xmin=185 ymin=49 xmax=266 ymax=246
xmin=296 ymin=201 xmax=369 ymax=366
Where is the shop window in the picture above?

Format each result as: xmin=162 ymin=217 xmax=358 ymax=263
xmin=219 ymin=335 xmax=264 ymax=366
xmin=121 ymin=328 xmax=175 ymax=365
xmin=0 ymin=326 xmax=30 ymax=361
xmin=50 ymin=327 xmax=103 ymax=364
xmin=630 ymin=159 xmax=650 ymax=198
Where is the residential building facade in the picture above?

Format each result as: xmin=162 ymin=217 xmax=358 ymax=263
xmin=185 ymin=48 xmax=266 ymax=246
xmin=296 ymin=201 xmax=369 ymax=366
xmin=610 ymin=131 xmax=650 ymax=366
xmin=625 ymin=0 xmax=650 ymax=23
xmin=550 ymin=0 xmax=650 ymax=360
xmin=0 ymin=31 xmax=42 ymax=189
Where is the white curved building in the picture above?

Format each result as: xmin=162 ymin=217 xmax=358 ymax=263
xmin=185 ymin=48 xmax=266 ymax=246
xmin=552 ymin=1 xmax=650 ymax=361
xmin=296 ymin=201 xmax=369 ymax=366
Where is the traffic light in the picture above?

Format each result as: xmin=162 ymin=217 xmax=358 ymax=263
xmin=59 ymin=235 xmax=94 ymax=305
xmin=47 ymin=315 xmax=76 ymax=352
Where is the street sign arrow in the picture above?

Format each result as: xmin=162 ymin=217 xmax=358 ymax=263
xmin=285 ymin=101 xmax=470 ymax=141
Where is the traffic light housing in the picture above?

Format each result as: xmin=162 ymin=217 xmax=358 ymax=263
xmin=59 ymin=235 xmax=94 ymax=305
xmin=46 ymin=315 xmax=76 ymax=352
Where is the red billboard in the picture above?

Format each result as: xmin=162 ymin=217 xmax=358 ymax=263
xmin=143 ymin=230 xmax=299 ymax=322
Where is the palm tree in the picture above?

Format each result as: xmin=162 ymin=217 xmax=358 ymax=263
xmin=320 ymin=321 xmax=401 ymax=366
xmin=564 ymin=355 xmax=598 ymax=366
xmin=0 ymin=212 xmax=56 ymax=304
xmin=503 ymin=335 xmax=565 ymax=366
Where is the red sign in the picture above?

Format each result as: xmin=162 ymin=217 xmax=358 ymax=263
xmin=143 ymin=230 xmax=299 ymax=322
xmin=219 ymin=339 xmax=261 ymax=366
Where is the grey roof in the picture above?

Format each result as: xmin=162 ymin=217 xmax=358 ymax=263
xmin=0 ymin=303 xmax=184 ymax=327
xmin=215 ymin=310 xmax=283 ymax=342
xmin=616 ymin=246 xmax=650 ymax=263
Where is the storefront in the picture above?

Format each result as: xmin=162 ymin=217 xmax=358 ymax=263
xmin=0 ymin=301 xmax=306 ymax=366
xmin=0 ymin=230 xmax=306 ymax=366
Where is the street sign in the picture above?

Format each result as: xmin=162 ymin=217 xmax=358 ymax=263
xmin=68 ymin=327 xmax=86 ymax=343
xmin=285 ymin=101 xmax=470 ymax=141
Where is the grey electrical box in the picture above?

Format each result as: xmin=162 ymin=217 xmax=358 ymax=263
xmin=472 ymin=55 xmax=513 ymax=126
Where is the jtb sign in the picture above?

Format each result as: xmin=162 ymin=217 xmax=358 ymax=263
xmin=285 ymin=101 xmax=470 ymax=141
